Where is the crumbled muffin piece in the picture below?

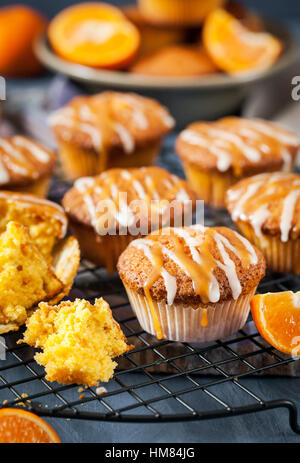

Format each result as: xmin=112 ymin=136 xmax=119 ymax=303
xmin=21 ymin=298 xmax=133 ymax=386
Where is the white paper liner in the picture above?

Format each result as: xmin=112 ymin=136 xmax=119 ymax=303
xmin=124 ymin=286 xmax=257 ymax=342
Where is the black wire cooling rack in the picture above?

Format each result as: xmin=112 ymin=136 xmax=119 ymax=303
xmin=0 ymin=182 xmax=300 ymax=434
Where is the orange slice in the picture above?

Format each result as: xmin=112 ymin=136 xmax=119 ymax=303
xmin=0 ymin=408 xmax=61 ymax=443
xmin=48 ymin=2 xmax=140 ymax=69
xmin=203 ymin=8 xmax=282 ymax=74
xmin=251 ymin=291 xmax=300 ymax=356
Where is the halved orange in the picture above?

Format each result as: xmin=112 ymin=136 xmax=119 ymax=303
xmin=0 ymin=408 xmax=61 ymax=443
xmin=48 ymin=2 xmax=140 ymax=69
xmin=251 ymin=291 xmax=300 ymax=356
xmin=0 ymin=5 xmax=46 ymax=77
xmin=203 ymin=8 xmax=282 ymax=74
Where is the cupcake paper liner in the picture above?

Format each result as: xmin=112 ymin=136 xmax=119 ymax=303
xmin=125 ymin=285 xmax=257 ymax=342
xmin=57 ymin=140 xmax=161 ymax=181
xmin=183 ymin=162 xmax=236 ymax=208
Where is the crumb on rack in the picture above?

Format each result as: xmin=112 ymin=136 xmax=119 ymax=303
xmin=96 ymin=386 xmax=107 ymax=396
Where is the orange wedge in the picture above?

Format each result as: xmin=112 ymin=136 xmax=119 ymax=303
xmin=251 ymin=291 xmax=300 ymax=356
xmin=0 ymin=5 xmax=46 ymax=77
xmin=48 ymin=2 xmax=140 ymax=69
xmin=0 ymin=408 xmax=61 ymax=443
xmin=203 ymin=8 xmax=282 ymax=74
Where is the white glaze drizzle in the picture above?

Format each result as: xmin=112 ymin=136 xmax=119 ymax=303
xmin=13 ymin=136 xmax=50 ymax=163
xmin=130 ymin=227 xmax=257 ymax=304
xmin=213 ymin=233 xmax=242 ymax=300
xmin=180 ymin=129 xmax=231 ymax=172
xmin=131 ymin=239 xmax=177 ymax=305
xmin=207 ymin=127 xmax=261 ymax=163
xmin=246 ymin=119 xmax=300 ymax=146
xmin=114 ymin=123 xmax=135 ymax=154
xmin=280 ymin=189 xmax=300 ymax=242
xmin=229 ymin=173 xmax=300 ymax=242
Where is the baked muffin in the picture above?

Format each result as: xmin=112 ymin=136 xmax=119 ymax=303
xmin=49 ymin=91 xmax=174 ymax=181
xmin=62 ymin=166 xmax=195 ymax=273
xmin=176 ymin=117 xmax=300 ymax=208
xmin=118 ymin=225 xmax=265 ymax=342
xmin=138 ymin=0 xmax=225 ymax=26
xmin=21 ymin=298 xmax=133 ymax=386
xmin=130 ymin=45 xmax=218 ymax=77
xmin=226 ymin=172 xmax=300 ymax=274
xmin=0 ymin=221 xmax=80 ymax=334
xmin=0 ymin=191 xmax=67 ymax=259
xmin=124 ymin=6 xmax=185 ymax=59
xmin=0 ymin=135 xmax=56 ymax=197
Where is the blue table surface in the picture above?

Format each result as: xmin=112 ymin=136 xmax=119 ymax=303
xmin=2 ymin=17 xmax=300 ymax=444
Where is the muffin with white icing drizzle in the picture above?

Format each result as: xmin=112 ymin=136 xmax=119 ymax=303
xmin=226 ymin=172 xmax=300 ymax=274
xmin=62 ymin=166 xmax=195 ymax=274
xmin=49 ymin=91 xmax=174 ymax=181
xmin=0 ymin=135 xmax=56 ymax=197
xmin=176 ymin=117 xmax=300 ymax=208
xmin=117 ymin=225 xmax=265 ymax=342
xmin=0 ymin=191 xmax=68 ymax=260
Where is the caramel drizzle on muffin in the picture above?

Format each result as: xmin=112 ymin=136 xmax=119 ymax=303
xmin=129 ymin=226 xmax=258 ymax=338
xmin=49 ymin=92 xmax=174 ymax=171
xmin=178 ymin=117 xmax=299 ymax=174
xmin=65 ymin=167 xmax=193 ymax=233
xmin=226 ymin=172 xmax=300 ymax=242
xmin=0 ymin=136 xmax=54 ymax=185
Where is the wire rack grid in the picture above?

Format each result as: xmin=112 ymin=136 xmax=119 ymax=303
xmin=0 ymin=183 xmax=299 ymax=434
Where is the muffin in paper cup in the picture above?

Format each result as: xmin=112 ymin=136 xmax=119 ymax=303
xmin=226 ymin=172 xmax=300 ymax=274
xmin=49 ymin=91 xmax=174 ymax=181
xmin=0 ymin=135 xmax=56 ymax=198
xmin=138 ymin=0 xmax=225 ymax=26
xmin=117 ymin=226 xmax=266 ymax=342
xmin=176 ymin=117 xmax=300 ymax=209
xmin=62 ymin=167 xmax=196 ymax=274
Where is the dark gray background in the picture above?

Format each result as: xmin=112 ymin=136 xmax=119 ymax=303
xmin=1 ymin=0 xmax=300 ymax=20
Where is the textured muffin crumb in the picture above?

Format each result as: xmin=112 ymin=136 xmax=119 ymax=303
xmin=21 ymin=298 xmax=133 ymax=386
xmin=0 ymin=221 xmax=63 ymax=329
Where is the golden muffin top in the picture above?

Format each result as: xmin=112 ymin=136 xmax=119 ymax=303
xmin=226 ymin=172 xmax=300 ymax=242
xmin=117 ymin=225 xmax=265 ymax=306
xmin=49 ymin=91 xmax=175 ymax=153
xmin=62 ymin=166 xmax=195 ymax=234
xmin=176 ymin=117 xmax=299 ymax=176
xmin=0 ymin=136 xmax=56 ymax=187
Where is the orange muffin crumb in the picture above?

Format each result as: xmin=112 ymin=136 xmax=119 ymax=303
xmin=21 ymin=298 xmax=133 ymax=386
xmin=0 ymin=222 xmax=63 ymax=331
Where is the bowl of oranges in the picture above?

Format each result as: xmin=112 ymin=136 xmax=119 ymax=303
xmin=35 ymin=1 xmax=298 ymax=127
